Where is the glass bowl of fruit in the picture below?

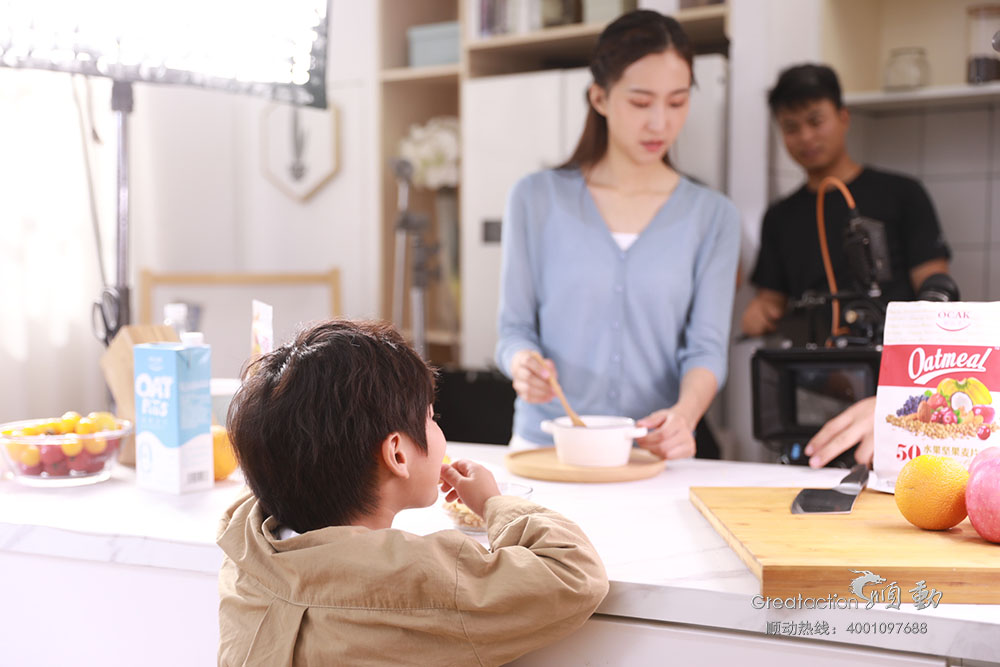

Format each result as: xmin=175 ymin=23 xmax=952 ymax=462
xmin=0 ymin=412 xmax=132 ymax=487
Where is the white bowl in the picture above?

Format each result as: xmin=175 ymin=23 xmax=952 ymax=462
xmin=541 ymin=415 xmax=648 ymax=467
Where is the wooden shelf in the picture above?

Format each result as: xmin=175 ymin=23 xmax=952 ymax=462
xmin=845 ymin=82 xmax=1000 ymax=112
xmin=380 ymin=63 xmax=461 ymax=84
xmin=401 ymin=328 xmax=462 ymax=346
xmin=466 ymin=4 xmax=728 ymax=78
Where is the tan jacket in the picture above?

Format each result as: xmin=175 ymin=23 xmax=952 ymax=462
xmin=217 ymin=492 xmax=608 ymax=666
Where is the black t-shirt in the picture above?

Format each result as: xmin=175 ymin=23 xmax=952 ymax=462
xmin=750 ymin=167 xmax=950 ymax=304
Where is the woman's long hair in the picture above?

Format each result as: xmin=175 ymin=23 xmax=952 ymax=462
xmin=560 ymin=10 xmax=694 ymax=170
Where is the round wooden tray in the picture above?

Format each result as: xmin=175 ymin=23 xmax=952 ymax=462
xmin=504 ymin=447 xmax=667 ymax=483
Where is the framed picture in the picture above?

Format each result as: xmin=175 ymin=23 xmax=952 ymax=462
xmin=260 ymin=102 xmax=340 ymax=201
xmin=138 ymin=269 xmax=342 ymax=378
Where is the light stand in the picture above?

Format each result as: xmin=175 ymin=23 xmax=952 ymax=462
xmin=391 ymin=159 xmax=440 ymax=359
xmin=2 ymin=0 xmax=331 ymax=345
xmin=97 ymin=80 xmax=133 ymax=342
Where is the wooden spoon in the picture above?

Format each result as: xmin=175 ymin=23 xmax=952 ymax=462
xmin=530 ymin=351 xmax=586 ymax=427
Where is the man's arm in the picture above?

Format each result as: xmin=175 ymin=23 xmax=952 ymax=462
xmin=909 ymin=258 xmax=950 ymax=294
xmin=740 ymin=288 xmax=788 ymax=337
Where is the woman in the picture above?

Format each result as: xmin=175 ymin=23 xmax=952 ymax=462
xmin=495 ymin=10 xmax=740 ymax=460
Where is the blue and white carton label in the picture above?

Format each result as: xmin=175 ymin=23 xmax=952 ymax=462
xmin=134 ymin=342 xmax=213 ymax=493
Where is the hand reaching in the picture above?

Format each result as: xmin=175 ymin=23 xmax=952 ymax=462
xmin=804 ymin=396 xmax=876 ymax=468
xmin=439 ymin=460 xmax=501 ymax=517
xmin=635 ymin=409 xmax=696 ymax=460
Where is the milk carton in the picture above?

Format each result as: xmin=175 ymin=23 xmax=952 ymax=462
xmin=134 ymin=337 xmax=213 ymax=493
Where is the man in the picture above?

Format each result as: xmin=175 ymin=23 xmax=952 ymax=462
xmin=742 ymin=63 xmax=950 ymax=339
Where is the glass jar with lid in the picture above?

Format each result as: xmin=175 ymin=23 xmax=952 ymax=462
xmin=967 ymin=3 xmax=1000 ymax=83
xmin=884 ymin=47 xmax=930 ymax=91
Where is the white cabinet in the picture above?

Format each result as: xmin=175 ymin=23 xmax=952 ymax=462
xmin=460 ymin=68 xmax=590 ymax=369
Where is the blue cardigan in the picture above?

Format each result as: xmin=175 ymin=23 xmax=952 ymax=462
xmin=495 ymin=168 xmax=741 ymax=445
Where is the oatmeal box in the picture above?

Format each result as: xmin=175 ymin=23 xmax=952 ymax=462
xmin=873 ymin=301 xmax=1000 ymax=493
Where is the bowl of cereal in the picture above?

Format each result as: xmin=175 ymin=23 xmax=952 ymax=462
xmin=442 ymin=482 xmax=533 ymax=534
xmin=0 ymin=412 xmax=132 ymax=487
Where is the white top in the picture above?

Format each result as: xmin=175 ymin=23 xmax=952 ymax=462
xmin=611 ymin=231 xmax=639 ymax=251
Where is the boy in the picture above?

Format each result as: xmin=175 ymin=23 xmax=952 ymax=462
xmin=217 ymin=319 xmax=608 ymax=666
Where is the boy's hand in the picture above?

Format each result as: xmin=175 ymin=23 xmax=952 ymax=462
xmin=439 ymin=460 xmax=501 ymax=518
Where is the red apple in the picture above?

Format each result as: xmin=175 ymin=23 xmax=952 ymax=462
xmin=966 ymin=458 xmax=1000 ymax=543
xmin=970 ymin=447 xmax=1000 ymax=476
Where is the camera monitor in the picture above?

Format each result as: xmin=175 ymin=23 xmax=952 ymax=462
xmin=752 ymin=347 xmax=882 ymax=465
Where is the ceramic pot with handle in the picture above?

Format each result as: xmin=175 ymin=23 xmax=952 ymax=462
xmin=541 ymin=415 xmax=648 ymax=467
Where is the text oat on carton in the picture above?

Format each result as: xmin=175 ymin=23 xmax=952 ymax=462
xmin=133 ymin=339 xmax=213 ymax=493
xmin=873 ymin=301 xmax=1000 ymax=493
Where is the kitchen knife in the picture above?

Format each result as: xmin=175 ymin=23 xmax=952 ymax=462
xmin=790 ymin=464 xmax=870 ymax=514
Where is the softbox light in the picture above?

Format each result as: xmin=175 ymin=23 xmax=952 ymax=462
xmin=0 ymin=0 xmax=331 ymax=108
xmin=0 ymin=0 xmax=331 ymax=347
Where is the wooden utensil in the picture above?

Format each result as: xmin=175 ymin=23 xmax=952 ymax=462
xmin=530 ymin=351 xmax=586 ymax=427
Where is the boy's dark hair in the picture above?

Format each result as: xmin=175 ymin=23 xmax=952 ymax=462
xmin=226 ymin=319 xmax=436 ymax=532
xmin=768 ymin=63 xmax=843 ymax=115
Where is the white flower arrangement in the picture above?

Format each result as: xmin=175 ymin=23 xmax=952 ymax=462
xmin=397 ymin=116 xmax=460 ymax=190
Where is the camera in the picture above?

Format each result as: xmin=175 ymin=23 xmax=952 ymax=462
xmin=752 ymin=347 xmax=881 ymax=467
xmin=750 ymin=211 xmax=960 ymax=467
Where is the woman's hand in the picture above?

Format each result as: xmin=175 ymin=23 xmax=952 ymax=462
xmin=804 ymin=396 xmax=876 ymax=469
xmin=635 ymin=408 xmax=696 ymax=460
xmin=509 ymin=349 xmax=556 ymax=404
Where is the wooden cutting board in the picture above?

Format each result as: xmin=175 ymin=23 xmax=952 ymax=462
xmin=690 ymin=486 xmax=1000 ymax=604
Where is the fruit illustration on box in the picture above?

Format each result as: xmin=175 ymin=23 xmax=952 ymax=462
xmin=886 ymin=378 xmax=997 ymax=440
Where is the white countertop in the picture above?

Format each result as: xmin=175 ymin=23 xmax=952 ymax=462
xmin=1 ymin=443 xmax=998 ymax=663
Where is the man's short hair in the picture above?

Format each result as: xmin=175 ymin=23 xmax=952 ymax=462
xmin=227 ymin=319 xmax=436 ymax=532
xmin=768 ymin=63 xmax=843 ymax=114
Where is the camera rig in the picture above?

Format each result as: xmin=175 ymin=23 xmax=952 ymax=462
xmin=751 ymin=176 xmax=959 ymax=466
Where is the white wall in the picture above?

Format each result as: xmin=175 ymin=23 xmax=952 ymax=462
xmin=846 ymin=104 xmax=1000 ymax=302
xmin=132 ymin=0 xmax=380 ymax=324
xmin=0 ymin=3 xmax=379 ymax=421
xmin=721 ymin=0 xmax=823 ymax=463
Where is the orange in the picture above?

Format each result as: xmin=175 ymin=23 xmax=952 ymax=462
xmin=895 ymin=455 xmax=969 ymax=530
xmin=212 ymin=425 xmax=238 ymax=481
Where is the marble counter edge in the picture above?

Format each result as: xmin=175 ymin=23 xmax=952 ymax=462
xmin=0 ymin=521 xmax=222 ymax=575
xmin=597 ymin=580 xmax=1000 ymax=663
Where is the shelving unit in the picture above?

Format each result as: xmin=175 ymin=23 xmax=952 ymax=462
xmin=375 ymin=0 xmax=730 ymax=365
xmin=845 ymin=81 xmax=1000 ymax=113
xmin=466 ymin=3 xmax=728 ymax=77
